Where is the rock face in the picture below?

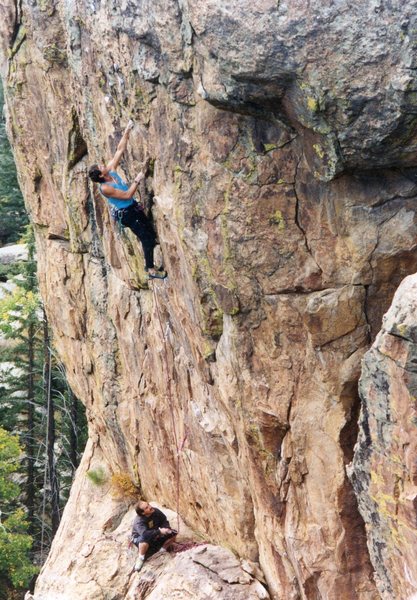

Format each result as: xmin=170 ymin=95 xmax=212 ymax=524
xmin=0 ymin=1 xmax=417 ymax=599
xmin=34 ymin=440 xmax=269 ymax=600
xmin=127 ymin=545 xmax=270 ymax=600
xmin=351 ymin=274 xmax=417 ymax=600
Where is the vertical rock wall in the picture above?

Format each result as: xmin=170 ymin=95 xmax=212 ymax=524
xmin=351 ymin=275 xmax=417 ymax=600
xmin=1 ymin=1 xmax=417 ymax=598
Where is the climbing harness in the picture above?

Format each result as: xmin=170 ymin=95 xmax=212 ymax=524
xmin=110 ymin=205 xmax=127 ymax=236
xmin=110 ymin=203 xmax=144 ymax=235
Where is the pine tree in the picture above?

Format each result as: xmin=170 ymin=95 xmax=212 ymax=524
xmin=0 ymin=427 xmax=38 ymax=600
xmin=42 ymin=313 xmax=60 ymax=538
xmin=0 ymin=227 xmax=87 ymax=564
xmin=0 ymin=85 xmax=87 ymax=582
xmin=0 ymin=227 xmax=40 ymax=538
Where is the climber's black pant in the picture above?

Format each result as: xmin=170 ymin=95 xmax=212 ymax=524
xmin=131 ymin=529 xmax=177 ymax=558
xmin=119 ymin=204 xmax=156 ymax=269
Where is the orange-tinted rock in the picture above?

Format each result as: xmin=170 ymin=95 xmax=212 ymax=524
xmin=351 ymin=275 xmax=417 ymax=599
xmin=1 ymin=2 xmax=417 ymax=599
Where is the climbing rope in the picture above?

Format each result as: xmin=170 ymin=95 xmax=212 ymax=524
xmin=136 ymin=281 xmax=211 ymax=554
xmin=151 ymin=280 xmax=213 ymax=537
xmin=40 ymin=341 xmax=53 ymax=563
xmin=168 ymin=540 xmax=207 ymax=554
xmin=151 ymin=281 xmax=187 ymax=534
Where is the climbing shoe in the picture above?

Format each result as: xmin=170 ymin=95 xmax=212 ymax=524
xmin=134 ymin=557 xmax=145 ymax=571
xmin=148 ymin=270 xmax=167 ymax=280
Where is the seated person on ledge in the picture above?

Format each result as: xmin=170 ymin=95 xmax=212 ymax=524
xmin=88 ymin=121 xmax=166 ymax=280
xmin=131 ymin=501 xmax=177 ymax=571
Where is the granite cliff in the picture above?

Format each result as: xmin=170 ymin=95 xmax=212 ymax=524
xmin=1 ymin=1 xmax=417 ymax=599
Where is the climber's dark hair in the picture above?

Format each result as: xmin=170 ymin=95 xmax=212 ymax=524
xmin=88 ymin=164 xmax=106 ymax=183
xmin=135 ymin=501 xmax=146 ymax=516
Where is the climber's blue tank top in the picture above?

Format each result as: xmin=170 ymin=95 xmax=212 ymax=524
xmin=99 ymin=171 xmax=134 ymax=209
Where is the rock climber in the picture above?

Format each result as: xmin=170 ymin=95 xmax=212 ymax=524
xmin=131 ymin=501 xmax=177 ymax=572
xmin=88 ymin=121 xmax=166 ymax=279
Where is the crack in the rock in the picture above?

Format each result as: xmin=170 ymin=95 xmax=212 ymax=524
xmin=263 ymin=285 xmax=328 ymax=295
xmin=368 ymin=193 xmax=410 ymax=209
xmin=176 ymin=0 xmax=193 ymax=49
xmin=315 ymin=325 xmax=367 ymax=351
xmin=363 ymin=284 xmax=372 ymax=344
xmin=293 ymin=156 xmax=323 ymax=276
xmin=10 ymin=0 xmax=23 ymax=49
xmin=263 ymin=281 xmax=369 ymax=299
xmin=191 ymin=557 xmax=250 ymax=586
xmin=374 ymin=337 xmax=417 ymax=373
xmin=367 ymin=210 xmax=399 ymax=280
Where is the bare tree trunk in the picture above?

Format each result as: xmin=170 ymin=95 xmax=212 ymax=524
xmin=69 ymin=388 xmax=78 ymax=475
xmin=27 ymin=320 xmax=35 ymax=534
xmin=43 ymin=315 xmax=60 ymax=535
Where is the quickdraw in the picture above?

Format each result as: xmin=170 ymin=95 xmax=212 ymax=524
xmin=110 ymin=206 xmax=127 ymax=236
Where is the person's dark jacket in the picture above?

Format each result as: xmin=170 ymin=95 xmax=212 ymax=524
xmin=131 ymin=507 xmax=171 ymax=544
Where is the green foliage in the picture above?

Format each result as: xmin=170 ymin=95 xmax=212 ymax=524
xmin=0 ymin=79 xmax=28 ymax=245
xmin=86 ymin=466 xmax=107 ymax=486
xmin=0 ymin=261 xmax=22 ymax=282
xmin=0 ymin=428 xmax=20 ymax=502
xmin=0 ymin=226 xmax=87 ymax=570
xmin=0 ymin=226 xmax=40 ymax=432
xmin=0 ymin=286 xmax=39 ymax=335
xmin=0 ymin=510 xmax=38 ymax=589
xmin=0 ymin=429 xmax=38 ymax=592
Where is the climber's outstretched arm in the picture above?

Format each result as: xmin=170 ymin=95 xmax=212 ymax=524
xmin=106 ymin=121 xmax=134 ymax=171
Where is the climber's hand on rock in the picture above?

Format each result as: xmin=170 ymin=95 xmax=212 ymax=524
xmin=124 ymin=120 xmax=134 ymax=135
xmin=134 ymin=172 xmax=144 ymax=184
xmin=159 ymin=528 xmax=171 ymax=535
